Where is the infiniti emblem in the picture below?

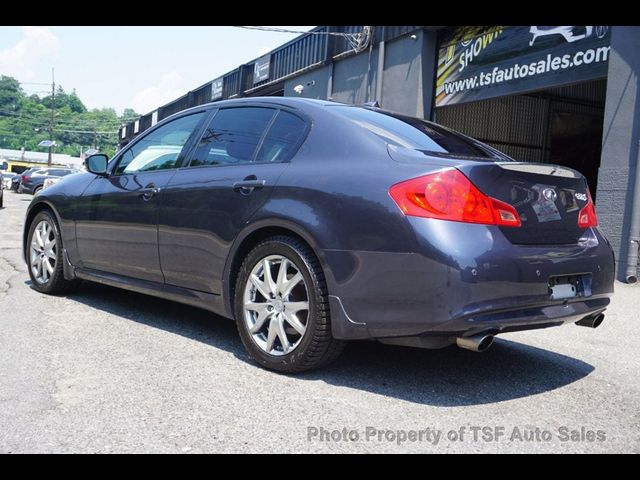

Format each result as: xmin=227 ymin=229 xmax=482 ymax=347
xmin=543 ymin=188 xmax=557 ymax=202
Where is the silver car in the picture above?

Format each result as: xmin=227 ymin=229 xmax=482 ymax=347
xmin=529 ymin=26 xmax=609 ymax=46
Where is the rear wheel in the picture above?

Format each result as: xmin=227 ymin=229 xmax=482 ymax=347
xmin=33 ymin=186 xmax=42 ymax=195
xmin=234 ymin=236 xmax=345 ymax=373
xmin=27 ymin=210 xmax=80 ymax=295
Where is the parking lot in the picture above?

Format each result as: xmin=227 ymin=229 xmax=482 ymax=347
xmin=0 ymin=189 xmax=639 ymax=453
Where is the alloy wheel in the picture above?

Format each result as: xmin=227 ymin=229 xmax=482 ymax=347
xmin=30 ymin=220 xmax=57 ymax=285
xmin=243 ymin=255 xmax=310 ymax=356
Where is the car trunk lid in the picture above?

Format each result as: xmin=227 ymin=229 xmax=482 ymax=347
xmin=386 ymin=146 xmax=591 ymax=245
xmin=456 ymin=162 xmax=590 ymax=245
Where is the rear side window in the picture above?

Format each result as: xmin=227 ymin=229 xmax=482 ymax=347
xmin=256 ymin=111 xmax=307 ymax=163
xmin=189 ymin=107 xmax=276 ymax=167
xmin=332 ymin=106 xmax=494 ymax=158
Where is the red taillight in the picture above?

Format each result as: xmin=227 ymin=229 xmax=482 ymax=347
xmin=578 ymin=188 xmax=598 ymax=228
xmin=389 ymin=169 xmax=521 ymax=227
xmin=21 ymin=174 xmax=29 ymax=183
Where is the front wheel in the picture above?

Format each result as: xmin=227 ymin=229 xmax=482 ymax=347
xmin=234 ymin=236 xmax=345 ymax=373
xmin=27 ymin=210 xmax=79 ymax=294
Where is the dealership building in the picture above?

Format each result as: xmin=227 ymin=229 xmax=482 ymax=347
xmin=119 ymin=26 xmax=640 ymax=282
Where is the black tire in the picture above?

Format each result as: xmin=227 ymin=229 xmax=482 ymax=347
xmin=234 ymin=236 xmax=345 ymax=373
xmin=26 ymin=209 xmax=80 ymax=295
xmin=33 ymin=186 xmax=42 ymax=195
xmin=0 ymin=193 xmax=3 ymax=209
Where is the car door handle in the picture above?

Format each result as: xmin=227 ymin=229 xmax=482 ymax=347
xmin=233 ymin=179 xmax=266 ymax=193
xmin=140 ymin=184 xmax=161 ymax=201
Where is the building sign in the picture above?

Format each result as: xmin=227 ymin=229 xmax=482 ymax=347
xmin=436 ymin=26 xmax=611 ymax=107
xmin=253 ymin=55 xmax=270 ymax=84
xmin=211 ymin=77 xmax=223 ymax=101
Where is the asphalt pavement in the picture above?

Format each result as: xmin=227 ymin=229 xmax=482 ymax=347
xmin=0 ymin=189 xmax=638 ymax=453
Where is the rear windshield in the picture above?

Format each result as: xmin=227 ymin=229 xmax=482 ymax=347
xmin=332 ymin=106 xmax=498 ymax=159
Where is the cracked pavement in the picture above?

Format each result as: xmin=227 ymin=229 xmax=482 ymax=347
xmin=0 ymin=189 xmax=639 ymax=453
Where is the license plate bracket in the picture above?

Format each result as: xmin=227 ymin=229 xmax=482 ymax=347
xmin=548 ymin=274 xmax=592 ymax=300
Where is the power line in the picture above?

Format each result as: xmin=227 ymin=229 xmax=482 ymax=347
xmin=0 ymin=109 xmax=125 ymax=122
xmin=232 ymin=26 xmax=373 ymax=54
xmin=0 ymin=112 xmax=125 ymax=129
xmin=53 ymin=128 xmax=118 ymax=134
xmin=0 ymin=118 xmax=117 ymax=133
xmin=0 ymin=131 xmax=31 ymax=137
xmin=233 ymin=26 xmax=339 ymax=36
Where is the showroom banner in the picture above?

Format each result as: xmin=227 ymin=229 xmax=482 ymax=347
xmin=436 ymin=26 xmax=611 ymax=107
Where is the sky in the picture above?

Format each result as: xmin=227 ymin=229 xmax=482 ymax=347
xmin=0 ymin=26 xmax=315 ymax=115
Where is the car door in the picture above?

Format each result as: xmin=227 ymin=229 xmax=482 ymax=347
xmin=75 ymin=111 xmax=207 ymax=282
xmin=158 ymin=106 xmax=309 ymax=294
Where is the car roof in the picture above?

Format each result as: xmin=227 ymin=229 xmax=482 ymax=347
xmin=167 ymin=96 xmax=345 ymax=119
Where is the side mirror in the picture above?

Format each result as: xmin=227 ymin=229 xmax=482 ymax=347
xmin=85 ymin=154 xmax=109 ymax=176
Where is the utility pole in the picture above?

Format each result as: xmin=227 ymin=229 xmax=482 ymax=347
xmin=48 ymin=68 xmax=55 ymax=167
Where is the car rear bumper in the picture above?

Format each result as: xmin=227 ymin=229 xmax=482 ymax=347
xmin=323 ymin=219 xmax=615 ymax=341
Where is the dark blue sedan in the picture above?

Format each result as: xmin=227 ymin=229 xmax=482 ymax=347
xmin=22 ymin=98 xmax=615 ymax=372
xmin=19 ymin=167 xmax=79 ymax=195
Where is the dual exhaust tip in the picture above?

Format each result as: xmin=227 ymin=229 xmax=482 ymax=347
xmin=456 ymin=313 xmax=605 ymax=352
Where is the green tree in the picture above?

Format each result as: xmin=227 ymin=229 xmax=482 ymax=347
xmin=0 ymin=75 xmax=133 ymax=158
xmin=0 ymin=75 xmax=23 ymax=110
xmin=122 ymin=108 xmax=139 ymax=121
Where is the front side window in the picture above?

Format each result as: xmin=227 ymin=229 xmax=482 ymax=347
xmin=114 ymin=112 xmax=205 ymax=174
xmin=189 ymin=107 xmax=276 ymax=167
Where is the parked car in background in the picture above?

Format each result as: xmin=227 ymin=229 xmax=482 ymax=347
xmin=19 ymin=168 xmax=79 ymax=195
xmin=0 ymin=171 xmax=4 ymax=208
xmin=23 ymin=97 xmax=615 ymax=373
xmin=2 ymin=171 xmax=18 ymax=190
xmin=11 ymin=171 xmax=26 ymax=191
xmin=13 ymin=168 xmax=36 ymax=193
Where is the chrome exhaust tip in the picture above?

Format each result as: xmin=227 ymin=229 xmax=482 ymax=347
xmin=576 ymin=313 xmax=605 ymax=329
xmin=456 ymin=334 xmax=494 ymax=352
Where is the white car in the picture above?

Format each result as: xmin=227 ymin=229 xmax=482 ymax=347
xmin=529 ymin=26 xmax=608 ymax=46
xmin=1 ymin=171 xmax=18 ymax=189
